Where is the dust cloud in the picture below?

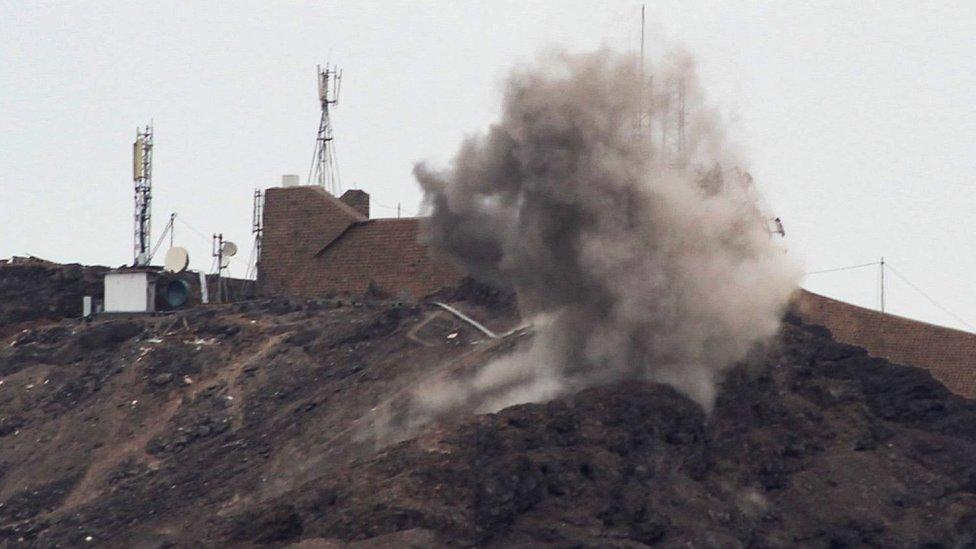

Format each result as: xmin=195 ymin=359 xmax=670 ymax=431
xmin=412 ymin=48 xmax=800 ymax=417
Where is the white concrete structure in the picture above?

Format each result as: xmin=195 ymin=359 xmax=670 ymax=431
xmin=104 ymin=271 xmax=156 ymax=313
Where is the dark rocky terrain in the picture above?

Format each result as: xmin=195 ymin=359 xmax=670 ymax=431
xmin=0 ymin=264 xmax=974 ymax=547
xmin=0 ymin=260 xmax=107 ymax=337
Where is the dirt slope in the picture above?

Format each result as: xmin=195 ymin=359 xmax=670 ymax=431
xmin=0 ymin=277 xmax=974 ymax=546
xmin=233 ymin=314 xmax=976 ymax=548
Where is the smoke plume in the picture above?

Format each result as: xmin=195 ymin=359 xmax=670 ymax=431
xmin=413 ymin=48 xmax=800 ymax=414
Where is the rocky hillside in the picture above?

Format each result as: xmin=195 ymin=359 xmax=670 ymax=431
xmin=0 ymin=277 xmax=974 ymax=547
xmin=0 ymin=260 xmax=107 ymax=337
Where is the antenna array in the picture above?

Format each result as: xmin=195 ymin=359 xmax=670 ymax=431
xmin=133 ymin=124 xmax=153 ymax=266
xmin=212 ymin=233 xmax=237 ymax=303
xmin=249 ymin=189 xmax=264 ymax=281
xmin=635 ymin=6 xmax=686 ymax=167
xmin=308 ymin=64 xmax=343 ymax=194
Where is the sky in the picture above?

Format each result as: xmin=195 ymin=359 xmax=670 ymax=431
xmin=2 ymin=1 xmax=975 ymax=330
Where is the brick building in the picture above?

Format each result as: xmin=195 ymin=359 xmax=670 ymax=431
xmin=257 ymin=185 xmax=462 ymax=300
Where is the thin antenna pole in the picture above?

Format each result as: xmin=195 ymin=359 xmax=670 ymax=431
xmin=661 ymin=86 xmax=668 ymax=161
xmin=640 ymin=5 xmax=645 ymax=84
xmin=677 ymin=76 xmax=686 ymax=164
xmin=146 ymin=212 xmax=175 ymax=262
xmin=637 ymin=5 xmax=645 ymax=132
xmin=213 ymin=233 xmax=224 ymax=304
xmin=880 ymin=257 xmax=885 ymax=312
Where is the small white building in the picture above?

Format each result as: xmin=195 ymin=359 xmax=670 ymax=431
xmin=104 ymin=271 xmax=156 ymax=313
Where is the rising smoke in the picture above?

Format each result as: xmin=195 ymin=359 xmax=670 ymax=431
xmin=412 ymin=48 xmax=800 ymax=416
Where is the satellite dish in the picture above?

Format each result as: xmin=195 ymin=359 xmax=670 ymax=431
xmin=163 ymin=247 xmax=190 ymax=273
xmin=220 ymin=255 xmax=231 ymax=269
xmin=221 ymin=241 xmax=238 ymax=257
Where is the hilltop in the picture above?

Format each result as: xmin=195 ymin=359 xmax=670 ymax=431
xmin=0 ymin=264 xmax=974 ymax=547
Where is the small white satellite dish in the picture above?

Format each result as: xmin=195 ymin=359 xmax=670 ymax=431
xmin=219 ymin=255 xmax=231 ymax=269
xmin=221 ymin=241 xmax=238 ymax=257
xmin=163 ymin=247 xmax=190 ymax=273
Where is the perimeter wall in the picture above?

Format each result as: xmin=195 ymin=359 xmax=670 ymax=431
xmin=794 ymin=290 xmax=976 ymax=398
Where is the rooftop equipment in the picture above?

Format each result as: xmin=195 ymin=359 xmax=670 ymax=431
xmin=104 ymin=271 xmax=156 ymax=313
xmin=307 ymin=64 xmax=342 ymax=194
xmin=162 ymin=279 xmax=191 ymax=309
xmin=211 ymin=234 xmax=237 ymax=303
xmin=163 ymin=246 xmax=190 ymax=274
xmin=249 ymin=189 xmax=264 ymax=282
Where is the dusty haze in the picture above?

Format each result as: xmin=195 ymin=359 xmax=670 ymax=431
xmin=411 ymin=48 xmax=800 ymax=418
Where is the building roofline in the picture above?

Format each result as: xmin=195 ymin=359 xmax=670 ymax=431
xmin=797 ymin=288 xmax=976 ymax=339
xmin=313 ymin=217 xmax=425 ymax=256
xmin=267 ymin=185 xmax=367 ymax=222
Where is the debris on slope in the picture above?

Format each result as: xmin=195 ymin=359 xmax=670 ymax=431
xmin=222 ymin=313 xmax=976 ymax=548
xmin=0 ymin=286 xmax=974 ymax=547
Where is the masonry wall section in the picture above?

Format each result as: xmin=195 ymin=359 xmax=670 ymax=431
xmin=259 ymin=186 xmax=462 ymax=299
xmin=316 ymin=219 xmax=462 ymax=298
xmin=795 ymin=289 xmax=976 ymax=397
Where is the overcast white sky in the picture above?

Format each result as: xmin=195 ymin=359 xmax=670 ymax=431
xmin=2 ymin=2 xmax=975 ymax=330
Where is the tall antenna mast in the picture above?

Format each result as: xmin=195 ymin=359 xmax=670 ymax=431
xmin=133 ymin=123 xmax=153 ymax=267
xmin=880 ymin=257 xmax=886 ymax=313
xmin=308 ymin=64 xmax=343 ymax=194
xmin=250 ymin=189 xmax=264 ymax=280
xmin=636 ymin=6 xmax=648 ymax=130
xmin=639 ymin=4 xmax=645 ymax=123
xmin=677 ymin=76 xmax=686 ymax=164
xmin=635 ymin=4 xmax=655 ymax=158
